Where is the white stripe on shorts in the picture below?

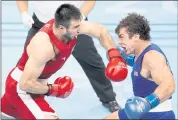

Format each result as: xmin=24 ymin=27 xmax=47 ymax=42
xmin=1 ymin=112 xmax=15 ymax=119
xmin=149 ymin=99 xmax=173 ymax=112
xmin=10 ymin=67 xmax=58 ymax=119
xmin=18 ymin=93 xmax=45 ymax=119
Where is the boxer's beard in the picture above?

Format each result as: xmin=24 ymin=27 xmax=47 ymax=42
xmin=62 ymin=32 xmax=73 ymax=44
xmin=63 ymin=32 xmax=72 ymax=40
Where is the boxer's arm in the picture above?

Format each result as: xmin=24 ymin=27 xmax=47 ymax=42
xmin=79 ymin=21 xmax=116 ymax=50
xmin=145 ymin=51 xmax=175 ymax=103
xmin=16 ymin=0 xmax=28 ymax=13
xmin=19 ymin=32 xmax=55 ymax=94
xmin=80 ymin=1 xmax=96 ymax=18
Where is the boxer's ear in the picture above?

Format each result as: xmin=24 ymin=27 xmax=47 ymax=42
xmin=59 ymin=25 xmax=66 ymax=34
xmin=59 ymin=25 xmax=64 ymax=29
xmin=133 ymin=34 xmax=140 ymax=42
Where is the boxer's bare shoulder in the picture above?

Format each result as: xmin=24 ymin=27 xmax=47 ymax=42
xmin=27 ymin=31 xmax=55 ymax=59
xmin=144 ymin=50 xmax=166 ymax=64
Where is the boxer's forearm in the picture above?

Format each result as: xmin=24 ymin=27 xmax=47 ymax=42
xmin=16 ymin=0 xmax=28 ymax=13
xmin=99 ymin=27 xmax=116 ymax=50
xmin=19 ymin=79 xmax=49 ymax=94
xmin=80 ymin=1 xmax=96 ymax=17
xmin=154 ymin=81 xmax=175 ymax=103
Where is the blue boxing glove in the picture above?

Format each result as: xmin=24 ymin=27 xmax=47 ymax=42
xmin=116 ymin=46 xmax=135 ymax=67
xmin=125 ymin=93 xmax=160 ymax=119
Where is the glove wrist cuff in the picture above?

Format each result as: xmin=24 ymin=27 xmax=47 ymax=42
xmin=145 ymin=93 xmax=160 ymax=108
xmin=44 ymin=84 xmax=52 ymax=96
xmin=107 ymin=48 xmax=121 ymax=60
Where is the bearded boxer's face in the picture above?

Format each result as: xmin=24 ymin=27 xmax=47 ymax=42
xmin=117 ymin=27 xmax=137 ymax=55
xmin=63 ymin=20 xmax=81 ymax=40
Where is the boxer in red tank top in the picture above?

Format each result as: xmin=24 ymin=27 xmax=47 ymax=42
xmin=1 ymin=4 xmax=128 ymax=119
xmin=17 ymin=19 xmax=77 ymax=79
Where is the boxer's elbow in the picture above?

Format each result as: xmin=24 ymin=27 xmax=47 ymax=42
xmin=99 ymin=26 xmax=108 ymax=43
xmin=19 ymin=79 xmax=34 ymax=91
xmin=169 ymin=80 xmax=176 ymax=94
xmin=165 ymin=79 xmax=175 ymax=96
xmin=100 ymin=26 xmax=108 ymax=37
xmin=19 ymin=79 xmax=25 ymax=90
xmin=99 ymin=26 xmax=115 ymax=50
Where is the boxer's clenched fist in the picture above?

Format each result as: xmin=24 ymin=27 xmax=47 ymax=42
xmin=45 ymin=76 xmax=74 ymax=98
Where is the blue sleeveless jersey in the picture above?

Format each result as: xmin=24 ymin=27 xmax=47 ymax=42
xmin=119 ymin=43 xmax=175 ymax=119
xmin=131 ymin=43 xmax=173 ymax=97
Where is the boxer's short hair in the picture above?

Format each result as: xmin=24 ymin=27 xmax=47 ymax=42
xmin=115 ymin=13 xmax=151 ymax=41
xmin=55 ymin=4 xmax=82 ymax=28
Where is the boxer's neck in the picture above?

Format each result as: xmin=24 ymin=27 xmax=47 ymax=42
xmin=134 ymin=40 xmax=151 ymax=58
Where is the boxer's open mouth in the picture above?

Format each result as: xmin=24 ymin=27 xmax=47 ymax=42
xmin=121 ymin=46 xmax=127 ymax=51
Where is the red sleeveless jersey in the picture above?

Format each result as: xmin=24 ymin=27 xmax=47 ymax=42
xmin=17 ymin=19 xmax=77 ymax=79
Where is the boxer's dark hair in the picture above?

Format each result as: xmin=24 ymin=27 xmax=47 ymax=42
xmin=115 ymin=13 xmax=151 ymax=40
xmin=55 ymin=4 xmax=82 ymax=28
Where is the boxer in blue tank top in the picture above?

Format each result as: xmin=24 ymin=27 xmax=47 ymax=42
xmin=104 ymin=13 xmax=176 ymax=119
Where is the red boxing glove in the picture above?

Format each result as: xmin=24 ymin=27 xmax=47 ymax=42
xmin=105 ymin=48 xmax=128 ymax=82
xmin=45 ymin=76 xmax=74 ymax=98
